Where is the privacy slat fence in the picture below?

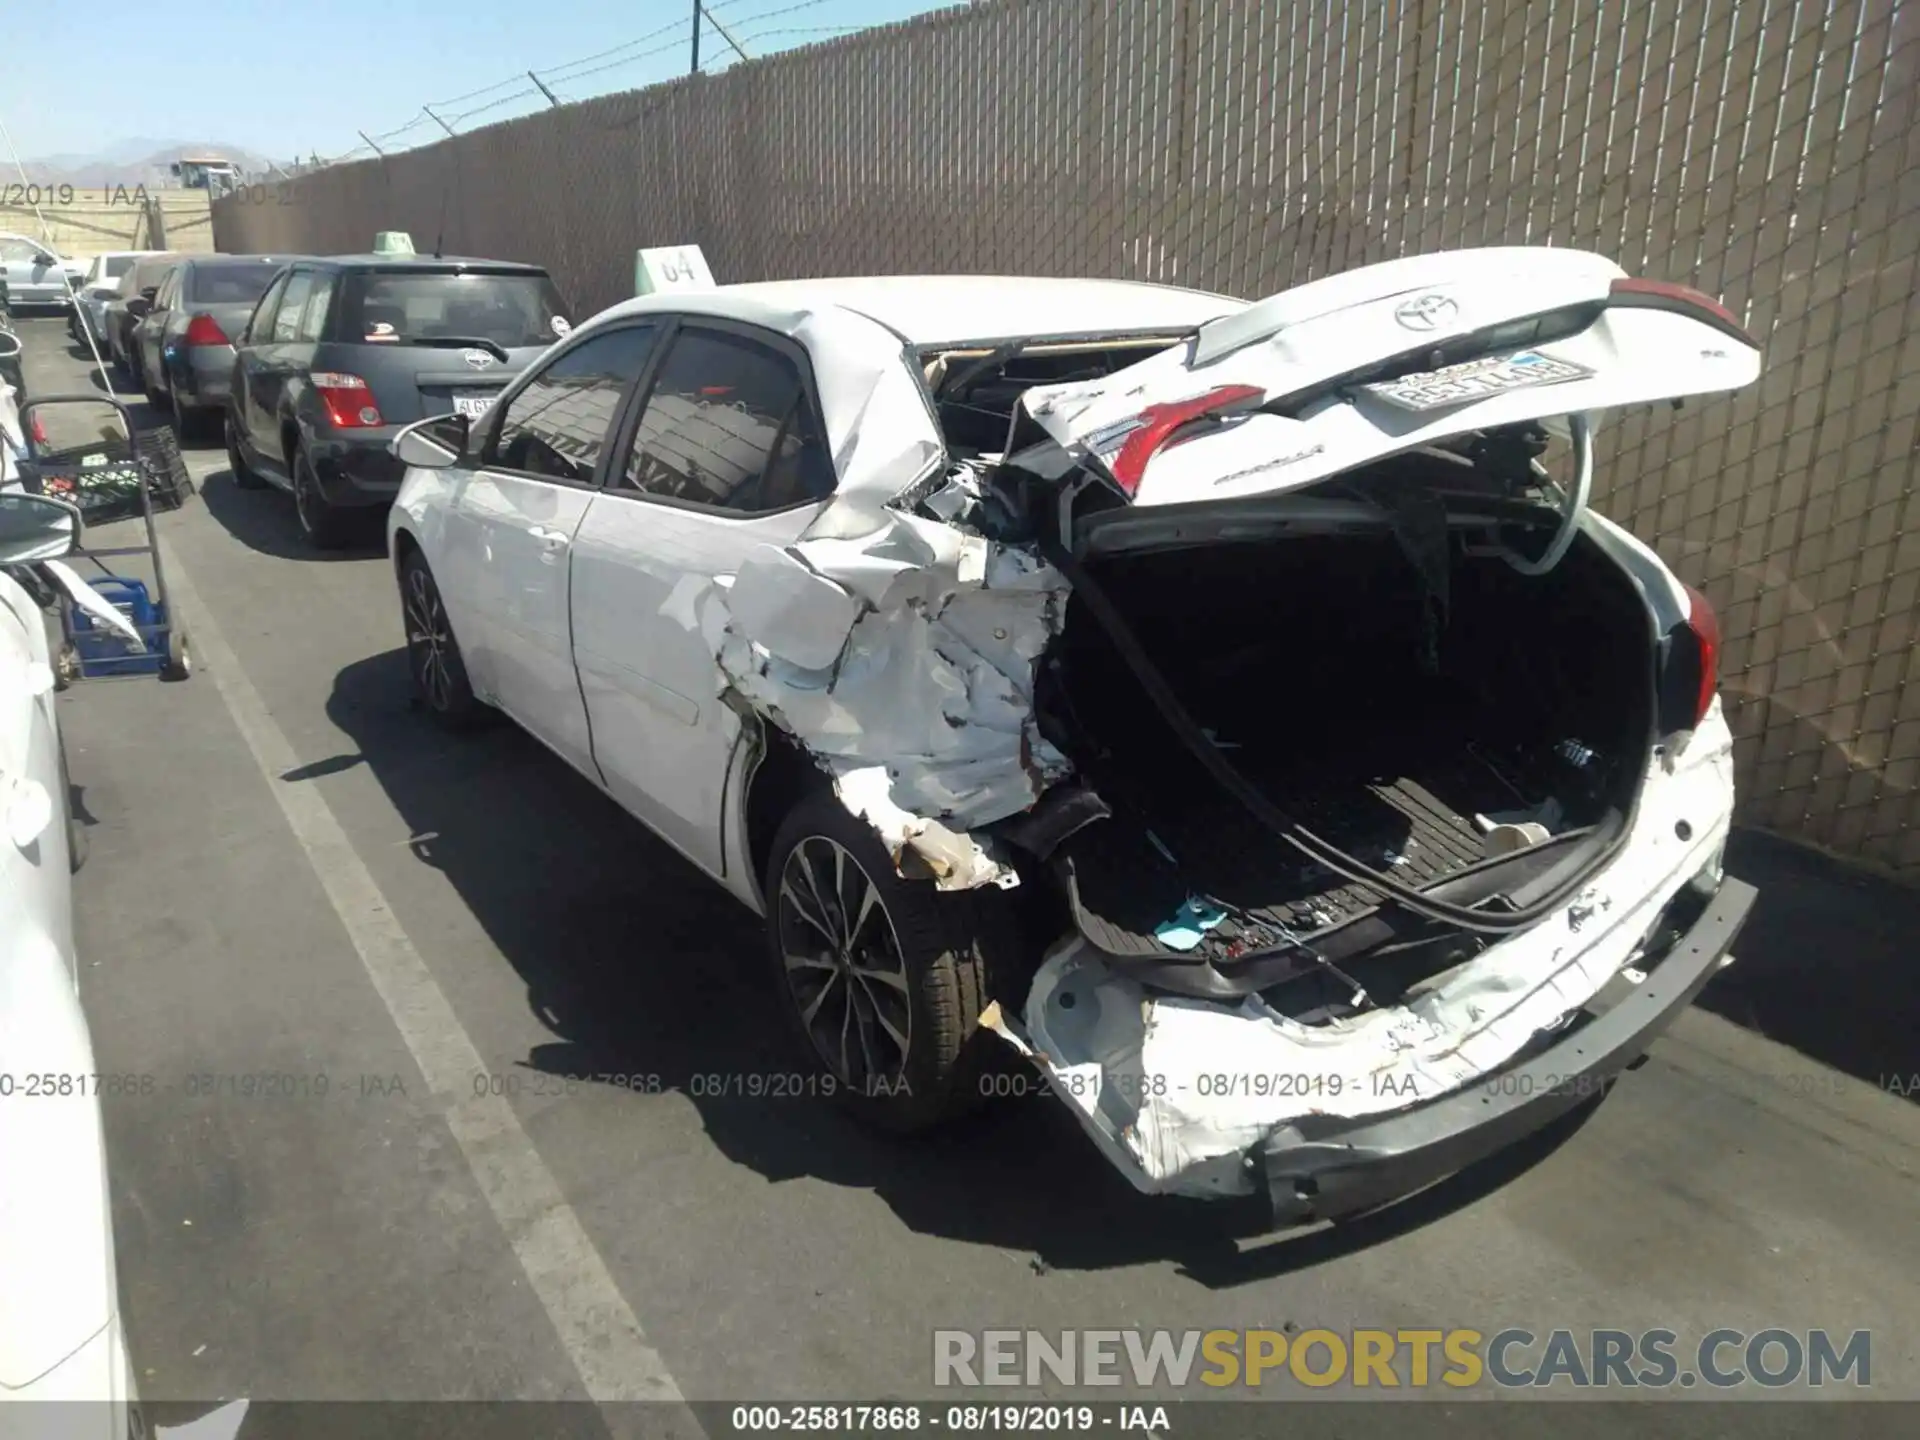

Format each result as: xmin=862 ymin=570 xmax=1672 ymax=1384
xmin=215 ymin=0 xmax=1920 ymax=876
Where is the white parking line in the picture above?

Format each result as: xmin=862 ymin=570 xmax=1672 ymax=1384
xmin=156 ymin=535 xmax=693 ymax=1414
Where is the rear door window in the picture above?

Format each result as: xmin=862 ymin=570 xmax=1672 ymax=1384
xmin=335 ymin=270 xmax=570 ymax=349
xmin=271 ymin=272 xmax=313 ymax=343
xmin=488 ymin=325 xmax=660 ymax=484
xmin=246 ymin=274 xmax=289 ymax=345
xmin=295 ymin=273 xmax=335 ymax=343
xmin=615 ymin=326 xmax=834 ymax=513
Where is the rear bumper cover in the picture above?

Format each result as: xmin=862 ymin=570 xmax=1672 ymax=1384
xmin=170 ymin=348 xmax=236 ymax=410
xmin=312 ymin=431 xmax=405 ymax=507
xmin=1261 ymin=876 xmax=1752 ymax=1224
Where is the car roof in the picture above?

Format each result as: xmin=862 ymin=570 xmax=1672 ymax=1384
xmin=310 ymin=255 xmax=552 ymax=274
xmin=181 ymin=254 xmax=293 ymax=267
xmin=599 ymin=274 xmax=1245 ymax=347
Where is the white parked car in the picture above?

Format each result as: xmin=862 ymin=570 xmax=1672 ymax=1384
xmin=387 ymin=249 xmax=1759 ymax=1222
xmin=0 ymin=234 xmax=85 ymax=311
xmin=0 ymin=493 xmax=141 ymax=1432
xmin=66 ymin=253 xmax=161 ymax=351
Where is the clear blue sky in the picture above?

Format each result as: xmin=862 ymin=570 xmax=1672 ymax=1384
xmin=6 ymin=0 xmax=956 ymax=165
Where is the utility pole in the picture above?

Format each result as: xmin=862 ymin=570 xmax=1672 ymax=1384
xmin=424 ymin=105 xmax=457 ymax=138
xmin=690 ymin=0 xmax=701 ymax=74
xmin=528 ymin=70 xmax=561 ymax=107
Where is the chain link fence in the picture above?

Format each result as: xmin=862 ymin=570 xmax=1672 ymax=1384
xmin=216 ymin=0 xmax=1920 ymax=877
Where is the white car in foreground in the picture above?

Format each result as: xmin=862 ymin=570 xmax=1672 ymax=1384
xmin=387 ymin=249 xmax=1758 ymax=1221
xmin=0 ymin=493 xmax=141 ymax=1433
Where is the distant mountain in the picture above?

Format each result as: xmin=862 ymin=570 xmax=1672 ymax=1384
xmin=19 ymin=141 xmax=283 ymax=188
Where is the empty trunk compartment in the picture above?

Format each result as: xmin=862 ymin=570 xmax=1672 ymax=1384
xmin=1033 ymin=506 xmax=1656 ymax=1012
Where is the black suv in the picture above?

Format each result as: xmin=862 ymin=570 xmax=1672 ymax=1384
xmin=224 ymin=255 xmax=572 ymax=547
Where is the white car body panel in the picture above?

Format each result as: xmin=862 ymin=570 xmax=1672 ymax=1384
xmin=443 ymin=468 xmax=601 ymax=774
xmin=572 ymin=494 xmax=822 ymax=873
xmin=72 ymin=252 xmax=160 ymax=349
xmin=389 ymin=249 xmax=1755 ymax=1197
xmin=0 ymin=568 xmax=133 ymax=1420
xmin=0 ymin=234 xmax=83 ymax=308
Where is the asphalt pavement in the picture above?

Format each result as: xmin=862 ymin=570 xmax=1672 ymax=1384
xmin=14 ymin=316 xmax=1920 ymax=1437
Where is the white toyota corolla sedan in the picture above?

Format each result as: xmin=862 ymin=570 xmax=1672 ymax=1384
xmin=387 ymin=250 xmax=1759 ymax=1222
xmin=0 ymin=493 xmax=141 ymax=1434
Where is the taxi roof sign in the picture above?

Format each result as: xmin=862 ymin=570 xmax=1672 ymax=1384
xmin=373 ymin=232 xmax=416 ymax=255
xmin=635 ymin=244 xmax=714 ymax=297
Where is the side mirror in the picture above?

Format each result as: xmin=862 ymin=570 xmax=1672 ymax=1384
xmin=126 ymin=297 xmax=152 ymax=319
xmin=139 ymin=286 xmax=159 ymax=302
xmin=391 ymin=413 xmax=468 ymax=469
xmin=0 ymin=493 xmax=83 ymax=564
xmin=34 ymin=254 xmax=58 ymax=269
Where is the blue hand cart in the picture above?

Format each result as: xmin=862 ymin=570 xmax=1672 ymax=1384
xmin=17 ymin=393 xmax=196 ymax=683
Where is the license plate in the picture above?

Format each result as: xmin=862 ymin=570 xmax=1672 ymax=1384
xmin=451 ymin=394 xmax=496 ymax=419
xmin=1363 ymin=351 xmax=1594 ymax=412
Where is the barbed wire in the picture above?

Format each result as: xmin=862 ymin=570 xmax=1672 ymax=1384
xmin=306 ymin=0 xmax=896 ymax=166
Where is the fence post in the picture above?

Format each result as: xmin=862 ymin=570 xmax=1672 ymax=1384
xmin=143 ymin=193 xmax=168 ymax=249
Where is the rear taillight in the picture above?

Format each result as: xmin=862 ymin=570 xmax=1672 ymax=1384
xmin=183 ymin=312 xmax=229 ymax=347
xmin=1608 ymin=277 xmax=1754 ymax=346
xmin=1686 ymin=582 xmax=1721 ymax=727
xmin=29 ymin=413 xmax=48 ymax=447
xmin=1659 ymin=582 xmax=1722 ymax=733
xmin=313 ymin=372 xmax=383 ymax=429
xmin=1107 ymin=384 xmax=1266 ymax=497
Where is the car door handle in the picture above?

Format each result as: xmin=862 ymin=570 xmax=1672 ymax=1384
xmin=529 ymin=526 xmax=571 ymax=548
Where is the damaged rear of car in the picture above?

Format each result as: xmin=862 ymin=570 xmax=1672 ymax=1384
xmin=659 ymin=253 xmax=1761 ymax=1220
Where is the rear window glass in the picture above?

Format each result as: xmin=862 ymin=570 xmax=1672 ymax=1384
xmin=189 ymin=263 xmax=281 ymax=305
xmin=334 ymin=270 xmax=571 ymax=350
xmin=122 ymin=259 xmax=174 ymax=295
xmin=104 ymin=255 xmax=137 ymax=279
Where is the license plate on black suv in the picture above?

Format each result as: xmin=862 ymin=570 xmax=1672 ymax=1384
xmin=451 ymin=393 xmax=497 ymax=420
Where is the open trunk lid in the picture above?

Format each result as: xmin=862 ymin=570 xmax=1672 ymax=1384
xmin=1015 ymin=247 xmax=1761 ymax=510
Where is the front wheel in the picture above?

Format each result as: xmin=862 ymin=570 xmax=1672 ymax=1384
xmin=764 ymin=790 xmax=1011 ymax=1133
xmin=399 ymin=550 xmax=487 ymax=729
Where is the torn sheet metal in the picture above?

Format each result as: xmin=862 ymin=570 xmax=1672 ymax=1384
xmin=706 ymin=482 xmax=1073 ymax=889
xmin=991 ymin=708 xmax=1736 ymax=1197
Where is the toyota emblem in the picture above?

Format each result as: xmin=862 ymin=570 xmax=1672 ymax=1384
xmin=1394 ymin=293 xmax=1460 ymax=331
xmin=462 ymin=348 xmax=495 ymax=370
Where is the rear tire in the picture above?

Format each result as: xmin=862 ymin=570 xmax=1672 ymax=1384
xmin=763 ymin=790 xmax=1014 ymax=1133
xmin=292 ymin=445 xmax=353 ymax=550
xmin=399 ymin=550 xmax=487 ymax=730
xmin=225 ymin=411 xmax=265 ymax=488
xmin=170 ymin=385 xmax=205 ymax=442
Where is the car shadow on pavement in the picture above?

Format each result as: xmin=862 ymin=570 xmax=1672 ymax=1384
xmin=197 ymin=466 xmax=386 ymax=562
xmin=322 ymin=646 xmax=1604 ymax=1285
xmin=1706 ymin=828 xmax=1920 ymax=1103
xmin=62 ymin=337 xmax=122 ymax=391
